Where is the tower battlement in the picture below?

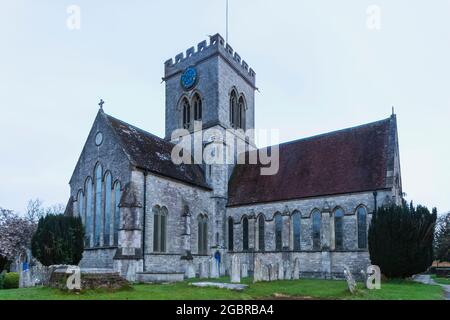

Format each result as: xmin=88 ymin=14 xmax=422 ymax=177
xmin=164 ymin=33 xmax=256 ymax=86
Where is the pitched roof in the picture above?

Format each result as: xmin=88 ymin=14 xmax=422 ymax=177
xmin=102 ymin=112 xmax=210 ymax=190
xmin=228 ymin=116 xmax=397 ymax=207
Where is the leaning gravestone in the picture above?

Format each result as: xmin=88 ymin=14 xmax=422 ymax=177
xmin=210 ymin=257 xmax=220 ymax=279
xmin=231 ymin=255 xmax=241 ymax=283
xmin=343 ymin=265 xmax=357 ymax=294
xmin=292 ymin=258 xmax=300 ymax=280
xmin=199 ymin=261 xmax=209 ymax=279
xmin=241 ymin=263 xmax=249 ymax=278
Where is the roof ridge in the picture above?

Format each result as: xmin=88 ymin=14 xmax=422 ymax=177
xmin=255 ymin=116 xmax=392 ymax=152
xmin=103 ymin=112 xmax=172 ymax=146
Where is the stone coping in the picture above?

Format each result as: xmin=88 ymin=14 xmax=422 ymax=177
xmin=190 ymin=282 xmax=248 ymax=291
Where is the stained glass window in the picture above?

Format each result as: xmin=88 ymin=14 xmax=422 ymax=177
xmin=242 ymin=217 xmax=249 ymax=251
xmin=104 ymin=172 xmax=112 ymax=246
xmin=334 ymin=208 xmax=344 ymax=250
xmin=292 ymin=211 xmax=301 ymax=251
xmin=357 ymin=207 xmax=368 ymax=249
xmin=228 ymin=217 xmax=234 ymax=251
xmin=275 ymin=214 xmax=283 ymax=251
xmin=312 ymin=210 xmax=321 ymax=250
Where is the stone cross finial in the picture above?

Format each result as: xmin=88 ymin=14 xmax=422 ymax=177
xmin=99 ymin=99 xmax=105 ymax=110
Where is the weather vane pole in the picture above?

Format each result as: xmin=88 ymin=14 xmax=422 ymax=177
xmin=226 ymin=0 xmax=229 ymax=43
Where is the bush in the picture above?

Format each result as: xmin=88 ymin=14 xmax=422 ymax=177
xmin=369 ymin=202 xmax=437 ymax=278
xmin=31 ymin=215 xmax=84 ymax=266
xmin=3 ymin=272 xmax=19 ymax=289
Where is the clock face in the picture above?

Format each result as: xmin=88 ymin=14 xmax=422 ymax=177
xmin=181 ymin=67 xmax=198 ymax=90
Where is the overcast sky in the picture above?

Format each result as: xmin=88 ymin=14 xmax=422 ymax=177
xmin=1 ymin=0 xmax=449 ymax=214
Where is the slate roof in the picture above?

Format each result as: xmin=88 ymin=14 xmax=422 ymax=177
xmin=228 ymin=116 xmax=397 ymax=207
xmin=103 ymin=112 xmax=210 ymax=190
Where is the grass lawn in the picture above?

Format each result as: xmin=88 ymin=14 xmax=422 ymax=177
xmin=0 ymin=277 xmax=444 ymax=300
xmin=431 ymin=275 xmax=450 ymax=285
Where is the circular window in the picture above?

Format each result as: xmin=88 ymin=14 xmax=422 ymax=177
xmin=95 ymin=132 xmax=103 ymax=146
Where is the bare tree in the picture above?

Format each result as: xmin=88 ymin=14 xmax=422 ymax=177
xmin=25 ymin=198 xmax=44 ymax=222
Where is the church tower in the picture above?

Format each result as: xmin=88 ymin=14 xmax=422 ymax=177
xmin=163 ymin=34 xmax=257 ymax=252
xmin=163 ymin=33 xmax=257 ymax=194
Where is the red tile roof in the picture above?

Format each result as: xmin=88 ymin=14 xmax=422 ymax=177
xmin=228 ymin=117 xmax=396 ymax=206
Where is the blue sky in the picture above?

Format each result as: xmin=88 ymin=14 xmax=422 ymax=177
xmin=0 ymin=0 xmax=449 ymax=214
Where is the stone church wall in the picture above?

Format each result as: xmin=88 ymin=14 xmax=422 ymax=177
xmin=133 ymin=171 xmax=215 ymax=273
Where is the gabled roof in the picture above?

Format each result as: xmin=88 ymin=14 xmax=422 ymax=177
xmin=228 ymin=116 xmax=397 ymax=207
xmin=102 ymin=112 xmax=210 ymax=190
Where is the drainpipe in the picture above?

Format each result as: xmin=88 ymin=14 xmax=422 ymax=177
xmin=142 ymin=171 xmax=148 ymax=272
xmin=373 ymin=191 xmax=378 ymax=214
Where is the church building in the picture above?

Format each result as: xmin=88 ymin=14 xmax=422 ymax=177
xmin=65 ymin=34 xmax=403 ymax=282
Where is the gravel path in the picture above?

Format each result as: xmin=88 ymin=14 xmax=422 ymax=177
xmin=414 ymin=274 xmax=450 ymax=300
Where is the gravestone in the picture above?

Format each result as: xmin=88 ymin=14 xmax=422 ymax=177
xmin=210 ymin=257 xmax=220 ymax=279
xmin=199 ymin=261 xmax=209 ymax=279
xmin=241 ymin=263 xmax=249 ymax=278
xmin=185 ymin=262 xmax=196 ymax=279
xmin=253 ymin=258 xmax=262 ymax=283
xmin=231 ymin=255 xmax=241 ymax=283
xmin=284 ymin=261 xmax=292 ymax=280
xmin=343 ymin=265 xmax=357 ymax=294
xmin=293 ymin=258 xmax=300 ymax=280
xmin=277 ymin=262 xmax=284 ymax=280
xmin=269 ymin=264 xmax=278 ymax=281
xmin=262 ymin=265 xmax=270 ymax=282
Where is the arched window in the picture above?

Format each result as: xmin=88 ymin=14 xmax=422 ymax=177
xmin=104 ymin=172 xmax=112 ymax=246
xmin=258 ymin=215 xmax=265 ymax=251
xmin=228 ymin=217 xmax=234 ymax=251
xmin=242 ymin=217 xmax=249 ymax=251
xmin=113 ymin=181 xmax=121 ymax=246
xmin=193 ymin=93 xmax=202 ymax=121
xmin=94 ymin=164 xmax=103 ymax=247
xmin=229 ymin=90 xmax=238 ymax=127
xmin=312 ymin=210 xmax=321 ymax=250
xmin=182 ymin=98 xmax=191 ymax=129
xmin=334 ymin=208 xmax=344 ymax=250
xmin=153 ymin=206 xmax=167 ymax=252
xmin=357 ymin=206 xmax=368 ymax=249
xmin=198 ymin=214 xmax=208 ymax=255
xmin=292 ymin=211 xmax=301 ymax=251
xmin=77 ymin=190 xmax=84 ymax=223
xmin=238 ymin=96 xmax=246 ymax=130
xmin=85 ymin=177 xmax=93 ymax=247
xmin=275 ymin=213 xmax=283 ymax=251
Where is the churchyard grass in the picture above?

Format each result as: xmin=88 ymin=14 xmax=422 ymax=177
xmin=0 ymin=278 xmax=443 ymax=300
xmin=431 ymin=275 xmax=450 ymax=285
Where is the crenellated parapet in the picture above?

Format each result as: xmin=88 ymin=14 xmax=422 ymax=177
xmin=164 ymin=33 xmax=256 ymax=86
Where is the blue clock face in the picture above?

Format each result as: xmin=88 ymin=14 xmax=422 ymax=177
xmin=181 ymin=67 xmax=198 ymax=90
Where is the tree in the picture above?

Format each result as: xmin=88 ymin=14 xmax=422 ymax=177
xmin=434 ymin=212 xmax=450 ymax=265
xmin=368 ymin=202 xmax=437 ymax=278
xmin=0 ymin=208 xmax=37 ymax=264
xmin=31 ymin=215 xmax=84 ymax=266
